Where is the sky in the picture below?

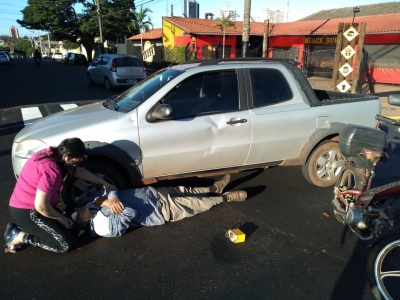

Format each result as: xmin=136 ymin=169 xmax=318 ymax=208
xmin=0 ymin=0 xmax=396 ymax=38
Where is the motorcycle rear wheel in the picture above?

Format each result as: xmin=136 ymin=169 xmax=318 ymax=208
xmin=332 ymin=165 xmax=364 ymax=224
xmin=367 ymin=234 xmax=400 ymax=300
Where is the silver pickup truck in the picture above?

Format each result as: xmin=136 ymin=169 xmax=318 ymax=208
xmin=11 ymin=58 xmax=381 ymax=207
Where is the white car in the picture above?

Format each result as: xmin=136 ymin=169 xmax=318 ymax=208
xmin=52 ymin=52 xmax=63 ymax=60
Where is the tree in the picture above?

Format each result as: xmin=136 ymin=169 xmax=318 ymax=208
xmin=214 ymin=14 xmax=236 ymax=58
xmin=17 ymin=0 xmax=137 ymax=61
xmin=63 ymin=40 xmax=80 ymax=51
xmin=129 ymin=6 xmax=153 ymax=54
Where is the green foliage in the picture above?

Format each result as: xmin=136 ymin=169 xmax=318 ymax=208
xmin=17 ymin=0 xmax=138 ymax=61
xmin=164 ymin=46 xmax=194 ymax=64
xmin=63 ymin=40 xmax=80 ymax=50
xmin=13 ymin=39 xmax=33 ymax=53
xmin=129 ymin=7 xmax=153 ymax=34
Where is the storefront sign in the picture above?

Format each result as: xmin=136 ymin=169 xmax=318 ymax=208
xmin=339 ymin=63 xmax=354 ymax=77
xmin=343 ymin=26 xmax=359 ymax=42
xmin=341 ymin=45 xmax=356 ymax=60
xmin=304 ymin=36 xmax=337 ymax=44
xmin=337 ymin=80 xmax=351 ymax=92
xmin=142 ymin=41 xmax=155 ymax=65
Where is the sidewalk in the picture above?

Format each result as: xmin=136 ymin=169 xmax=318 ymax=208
xmin=307 ymin=77 xmax=400 ymax=120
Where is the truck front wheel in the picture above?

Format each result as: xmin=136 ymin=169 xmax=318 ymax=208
xmin=302 ymin=141 xmax=344 ymax=187
xmin=59 ymin=160 xmax=128 ymax=214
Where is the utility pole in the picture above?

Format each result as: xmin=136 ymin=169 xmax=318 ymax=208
xmin=96 ymin=0 xmax=104 ymax=53
xmin=242 ymin=0 xmax=251 ymax=57
xmin=262 ymin=19 xmax=269 ymax=57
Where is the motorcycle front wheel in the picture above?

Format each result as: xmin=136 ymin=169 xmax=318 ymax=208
xmin=367 ymin=234 xmax=400 ymax=300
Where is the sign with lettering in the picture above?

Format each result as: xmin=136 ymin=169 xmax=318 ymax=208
xmin=304 ymin=36 xmax=337 ymax=44
xmin=339 ymin=63 xmax=353 ymax=77
xmin=341 ymin=45 xmax=356 ymax=60
xmin=343 ymin=26 xmax=359 ymax=42
xmin=142 ymin=41 xmax=155 ymax=65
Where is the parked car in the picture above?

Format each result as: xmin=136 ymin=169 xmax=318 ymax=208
xmin=52 ymin=52 xmax=63 ymax=60
xmin=63 ymin=52 xmax=73 ymax=63
xmin=11 ymin=58 xmax=382 ymax=207
xmin=2 ymin=51 xmax=12 ymax=61
xmin=0 ymin=52 xmax=10 ymax=64
xmin=68 ymin=53 xmax=88 ymax=65
xmin=87 ymin=54 xmax=146 ymax=90
xmin=42 ymin=52 xmax=52 ymax=59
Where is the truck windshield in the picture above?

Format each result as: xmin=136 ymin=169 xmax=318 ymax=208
xmin=107 ymin=69 xmax=183 ymax=113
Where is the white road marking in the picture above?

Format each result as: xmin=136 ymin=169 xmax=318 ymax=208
xmin=60 ymin=104 xmax=78 ymax=110
xmin=21 ymin=107 xmax=43 ymax=125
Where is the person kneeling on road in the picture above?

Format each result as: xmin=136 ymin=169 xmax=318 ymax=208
xmin=73 ymin=174 xmax=247 ymax=237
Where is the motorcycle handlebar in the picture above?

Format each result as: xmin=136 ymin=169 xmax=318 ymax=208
xmin=375 ymin=114 xmax=400 ymax=126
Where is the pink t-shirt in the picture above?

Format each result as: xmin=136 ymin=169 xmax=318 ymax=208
xmin=9 ymin=149 xmax=64 ymax=210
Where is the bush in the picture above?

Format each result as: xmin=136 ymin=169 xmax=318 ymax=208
xmin=164 ymin=46 xmax=195 ymax=65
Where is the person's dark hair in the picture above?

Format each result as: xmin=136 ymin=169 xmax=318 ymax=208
xmin=36 ymin=137 xmax=88 ymax=176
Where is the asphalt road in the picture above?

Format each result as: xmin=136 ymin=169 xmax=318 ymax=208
xmin=1 ymin=59 xmax=399 ymax=299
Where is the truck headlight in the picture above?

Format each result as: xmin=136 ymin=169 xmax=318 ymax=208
xmin=14 ymin=139 xmax=47 ymax=158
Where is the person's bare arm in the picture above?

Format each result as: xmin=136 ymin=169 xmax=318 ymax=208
xmin=34 ymin=189 xmax=73 ymax=228
xmin=72 ymin=167 xmax=117 ymax=190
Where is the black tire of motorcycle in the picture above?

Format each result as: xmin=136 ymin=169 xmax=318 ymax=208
xmin=332 ymin=165 xmax=365 ymax=224
xmin=367 ymin=233 xmax=400 ymax=300
xmin=59 ymin=160 xmax=128 ymax=213
xmin=301 ymin=140 xmax=343 ymax=187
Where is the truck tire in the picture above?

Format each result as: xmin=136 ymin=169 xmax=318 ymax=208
xmin=367 ymin=234 xmax=400 ymax=300
xmin=59 ymin=160 xmax=128 ymax=214
xmin=302 ymin=140 xmax=344 ymax=187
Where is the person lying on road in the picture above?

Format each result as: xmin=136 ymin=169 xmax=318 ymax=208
xmin=73 ymin=174 xmax=247 ymax=237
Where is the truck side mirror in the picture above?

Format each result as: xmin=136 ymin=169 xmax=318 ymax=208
xmin=151 ymin=104 xmax=173 ymax=120
xmin=388 ymin=94 xmax=400 ymax=106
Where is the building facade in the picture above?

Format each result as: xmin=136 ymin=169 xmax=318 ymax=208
xmin=220 ymin=3 xmax=237 ymax=21
xmin=9 ymin=26 xmax=19 ymax=38
xmin=183 ymin=0 xmax=199 ymax=18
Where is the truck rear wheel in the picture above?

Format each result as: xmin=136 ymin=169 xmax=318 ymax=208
xmin=302 ymin=141 xmax=344 ymax=187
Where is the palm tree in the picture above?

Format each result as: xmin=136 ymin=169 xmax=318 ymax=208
xmin=214 ymin=13 xmax=236 ymax=58
xmin=129 ymin=6 xmax=154 ymax=54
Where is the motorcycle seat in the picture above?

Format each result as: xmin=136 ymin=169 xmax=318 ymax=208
xmin=362 ymin=148 xmax=389 ymax=163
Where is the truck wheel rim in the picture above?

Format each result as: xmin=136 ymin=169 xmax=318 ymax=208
xmin=315 ymin=149 xmax=343 ymax=181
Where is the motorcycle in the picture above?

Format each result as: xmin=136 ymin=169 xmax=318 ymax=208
xmin=35 ymin=56 xmax=41 ymax=66
xmin=332 ymin=94 xmax=400 ymax=300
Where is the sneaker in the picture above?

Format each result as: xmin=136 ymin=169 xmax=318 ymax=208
xmin=223 ymin=190 xmax=247 ymax=202
xmin=213 ymin=174 xmax=231 ymax=194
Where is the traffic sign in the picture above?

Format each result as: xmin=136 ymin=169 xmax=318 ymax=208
xmin=0 ymin=40 xmax=4 ymax=46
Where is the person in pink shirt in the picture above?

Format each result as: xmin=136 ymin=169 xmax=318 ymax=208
xmin=4 ymin=137 xmax=123 ymax=254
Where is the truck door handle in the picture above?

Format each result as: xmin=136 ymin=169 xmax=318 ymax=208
xmin=226 ymin=119 xmax=247 ymax=124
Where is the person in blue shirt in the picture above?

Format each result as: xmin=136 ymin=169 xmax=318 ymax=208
xmin=73 ymin=174 xmax=247 ymax=237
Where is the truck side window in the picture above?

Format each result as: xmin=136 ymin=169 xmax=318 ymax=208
xmin=164 ymin=71 xmax=239 ymax=119
xmin=250 ymin=69 xmax=293 ymax=107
